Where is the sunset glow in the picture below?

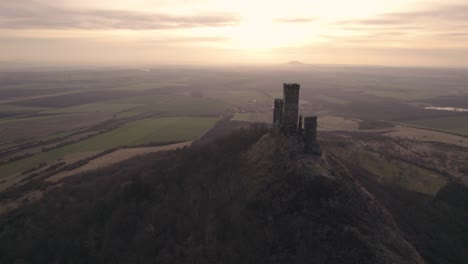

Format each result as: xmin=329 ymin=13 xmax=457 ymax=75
xmin=2 ymin=0 xmax=468 ymax=66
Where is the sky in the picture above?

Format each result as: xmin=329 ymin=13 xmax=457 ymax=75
xmin=1 ymin=0 xmax=468 ymax=67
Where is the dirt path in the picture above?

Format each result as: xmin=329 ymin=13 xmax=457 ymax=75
xmin=46 ymin=141 xmax=191 ymax=183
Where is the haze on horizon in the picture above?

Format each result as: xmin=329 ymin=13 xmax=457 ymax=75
xmin=1 ymin=0 xmax=468 ymax=67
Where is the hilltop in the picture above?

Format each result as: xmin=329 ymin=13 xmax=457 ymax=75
xmin=287 ymin=61 xmax=306 ymax=65
xmin=0 ymin=126 xmax=423 ymax=263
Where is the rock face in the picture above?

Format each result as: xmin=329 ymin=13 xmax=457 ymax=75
xmin=0 ymin=129 xmax=424 ymax=263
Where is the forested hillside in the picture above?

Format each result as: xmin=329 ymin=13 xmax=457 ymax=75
xmin=1 ymin=126 xmax=423 ymax=263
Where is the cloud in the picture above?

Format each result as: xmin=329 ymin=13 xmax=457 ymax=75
xmin=164 ymin=36 xmax=230 ymax=43
xmin=0 ymin=35 xmax=230 ymax=44
xmin=324 ymin=4 xmax=468 ymax=47
xmin=275 ymin=17 xmax=316 ymax=23
xmin=438 ymin=32 xmax=468 ymax=38
xmin=320 ymin=31 xmax=408 ymax=44
xmin=0 ymin=1 xmax=239 ymax=30
xmin=131 ymin=36 xmax=231 ymax=46
xmin=334 ymin=4 xmax=468 ymax=31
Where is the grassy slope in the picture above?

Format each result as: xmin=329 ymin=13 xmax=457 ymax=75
xmin=328 ymin=144 xmax=447 ymax=195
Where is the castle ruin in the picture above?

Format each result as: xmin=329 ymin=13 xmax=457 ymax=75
xmin=273 ymin=83 xmax=319 ymax=155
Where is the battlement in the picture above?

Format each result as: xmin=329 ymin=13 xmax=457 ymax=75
xmin=274 ymin=98 xmax=284 ymax=108
xmin=283 ymin=83 xmax=300 ymax=92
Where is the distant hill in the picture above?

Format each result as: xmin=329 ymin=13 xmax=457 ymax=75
xmin=287 ymin=61 xmax=306 ymax=65
xmin=0 ymin=126 xmax=424 ymax=263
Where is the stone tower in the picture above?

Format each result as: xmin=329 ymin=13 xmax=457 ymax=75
xmin=304 ymin=116 xmax=317 ymax=153
xmin=273 ymin=98 xmax=284 ymax=125
xmin=282 ymin=83 xmax=300 ymax=134
xmin=271 ymin=83 xmax=320 ymax=156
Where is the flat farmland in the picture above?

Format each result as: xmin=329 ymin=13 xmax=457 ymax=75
xmin=402 ymin=115 xmax=468 ymax=136
xmin=64 ymin=116 xmax=218 ymax=150
xmin=0 ymin=116 xmax=218 ymax=177
xmin=120 ymin=94 xmax=226 ymax=115
xmin=0 ymin=143 xmax=17 ymax=151
xmin=9 ymin=90 xmax=140 ymax=108
xmin=318 ymin=116 xmax=360 ymax=131
xmin=424 ymin=94 xmax=468 ymax=108
xmin=0 ymin=104 xmax=50 ymax=118
xmin=316 ymin=95 xmax=349 ymax=104
xmin=232 ymin=113 xmax=256 ymax=122
xmin=42 ymin=103 xmax=143 ymax=114
xmin=222 ymin=90 xmax=272 ymax=105
xmin=46 ymin=141 xmax=192 ymax=183
xmin=0 ymin=113 xmax=112 ymax=142
xmin=0 ymin=112 xmax=113 ymax=144
xmin=232 ymin=112 xmax=270 ymax=123
xmin=0 ymin=105 xmax=50 ymax=113
xmin=112 ymin=82 xmax=188 ymax=91
xmin=364 ymin=89 xmax=445 ymax=101
xmin=2 ymin=66 xmax=468 ymax=189
xmin=116 ymin=109 xmax=147 ymax=119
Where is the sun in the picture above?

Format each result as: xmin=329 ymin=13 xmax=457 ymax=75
xmin=225 ymin=15 xmax=315 ymax=50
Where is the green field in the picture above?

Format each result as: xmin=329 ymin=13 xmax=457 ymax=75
xmin=0 ymin=117 xmax=218 ymax=177
xmin=120 ymin=95 xmax=226 ymax=115
xmin=68 ymin=116 xmax=218 ymax=149
xmin=403 ymin=116 xmax=468 ymax=136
